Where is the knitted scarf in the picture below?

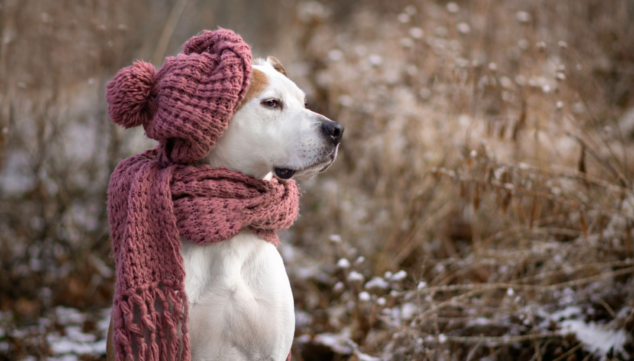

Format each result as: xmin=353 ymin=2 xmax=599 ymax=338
xmin=106 ymin=29 xmax=299 ymax=361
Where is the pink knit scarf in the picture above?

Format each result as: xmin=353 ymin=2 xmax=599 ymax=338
xmin=106 ymin=29 xmax=300 ymax=361
xmin=108 ymin=148 xmax=299 ymax=360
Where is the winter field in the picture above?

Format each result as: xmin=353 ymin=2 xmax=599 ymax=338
xmin=1 ymin=0 xmax=633 ymax=360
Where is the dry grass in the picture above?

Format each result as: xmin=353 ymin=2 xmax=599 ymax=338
xmin=1 ymin=0 xmax=633 ymax=360
xmin=283 ymin=1 xmax=634 ymax=359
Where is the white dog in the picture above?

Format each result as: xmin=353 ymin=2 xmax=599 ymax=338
xmin=107 ymin=56 xmax=343 ymax=361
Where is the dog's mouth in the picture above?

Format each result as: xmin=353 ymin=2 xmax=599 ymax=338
xmin=317 ymin=152 xmax=337 ymax=173
xmin=273 ymin=148 xmax=338 ymax=181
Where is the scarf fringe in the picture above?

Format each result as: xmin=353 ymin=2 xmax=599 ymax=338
xmin=113 ymin=284 xmax=190 ymax=361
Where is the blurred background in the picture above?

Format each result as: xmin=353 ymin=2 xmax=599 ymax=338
xmin=1 ymin=0 xmax=634 ymax=360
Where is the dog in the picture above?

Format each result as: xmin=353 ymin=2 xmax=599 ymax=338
xmin=107 ymin=56 xmax=343 ymax=361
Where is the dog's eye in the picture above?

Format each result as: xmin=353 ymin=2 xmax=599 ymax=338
xmin=304 ymin=101 xmax=308 ymax=108
xmin=262 ymin=99 xmax=280 ymax=108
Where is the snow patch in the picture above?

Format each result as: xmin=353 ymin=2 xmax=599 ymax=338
xmin=348 ymin=271 xmax=365 ymax=282
xmin=365 ymin=277 xmax=389 ymax=290
xmin=315 ymin=329 xmax=353 ymax=354
xmin=559 ymin=320 xmax=630 ymax=360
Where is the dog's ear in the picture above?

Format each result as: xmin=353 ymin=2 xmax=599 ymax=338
xmin=267 ymin=56 xmax=287 ymax=77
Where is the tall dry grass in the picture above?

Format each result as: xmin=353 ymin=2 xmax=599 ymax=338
xmin=1 ymin=0 xmax=633 ymax=360
xmin=282 ymin=1 xmax=634 ymax=360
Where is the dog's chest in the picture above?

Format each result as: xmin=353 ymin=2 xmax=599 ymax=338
xmin=181 ymin=230 xmax=294 ymax=361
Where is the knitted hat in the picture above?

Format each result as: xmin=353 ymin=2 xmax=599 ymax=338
xmin=106 ymin=28 xmax=252 ymax=163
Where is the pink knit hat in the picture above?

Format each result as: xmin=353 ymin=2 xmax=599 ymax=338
xmin=107 ymin=28 xmax=252 ymax=163
xmin=106 ymin=29 xmax=298 ymax=361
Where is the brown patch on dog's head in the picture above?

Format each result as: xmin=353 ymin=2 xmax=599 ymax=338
xmin=238 ymin=68 xmax=268 ymax=111
xmin=267 ymin=56 xmax=287 ymax=77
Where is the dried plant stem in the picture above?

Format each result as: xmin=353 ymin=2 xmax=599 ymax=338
xmin=401 ymin=266 xmax=634 ymax=297
xmin=392 ymin=201 xmax=455 ymax=267
xmin=436 ymin=168 xmax=632 ymax=220
xmin=153 ymin=0 xmax=191 ymax=66
xmin=513 ymin=260 xmax=634 ymax=284
xmin=550 ymin=343 xmax=581 ymax=361
xmin=409 ymin=331 xmax=561 ymax=346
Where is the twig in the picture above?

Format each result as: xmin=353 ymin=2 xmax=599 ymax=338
xmin=511 ymin=259 xmax=634 ymax=284
xmin=425 ymin=332 xmax=560 ymax=345
xmin=414 ymin=289 xmax=485 ymax=323
xmin=398 ymin=266 xmax=634 ymax=297
xmin=153 ymin=0 xmax=191 ymax=66
xmin=465 ymin=339 xmax=483 ymax=361
xmin=566 ymin=132 xmax=627 ymax=187
xmin=552 ymin=342 xmax=583 ymax=361
xmin=564 ymin=45 xmax=629 ymax=184
xmin=597 ymin=299 xmax=616 ymax=319
xmin=434 ymin=168 xmax=633 ymax=220
xmin=393 ymin=201 xmax=454 ymax=266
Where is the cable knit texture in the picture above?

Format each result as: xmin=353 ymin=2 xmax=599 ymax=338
xmin=106 ymin=29 xmax=299 ymax=361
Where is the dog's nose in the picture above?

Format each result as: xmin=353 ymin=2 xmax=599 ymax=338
xmin=321 ymin=121 xmax=344 ymax=145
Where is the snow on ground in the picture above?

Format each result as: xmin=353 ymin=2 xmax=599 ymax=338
xmin=560 ymin=319 xmax=630 ymax=360
xmin=0 ymin=307 xmax=111 ymax=359
xmin=47 ymin=307 xmax=110 ymax=358
xmin=313 ymin=327 xmax=380 ymax=361
xmin=538 ymin=305 xmax=632 ymax=360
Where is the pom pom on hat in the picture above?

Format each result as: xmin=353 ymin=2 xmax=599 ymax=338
xmin=106 ymin=61 xmax=156 ymax=128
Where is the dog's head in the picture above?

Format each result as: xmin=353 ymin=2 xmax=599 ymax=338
xmin=205 ymin=57 xmax=343 ymax=181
